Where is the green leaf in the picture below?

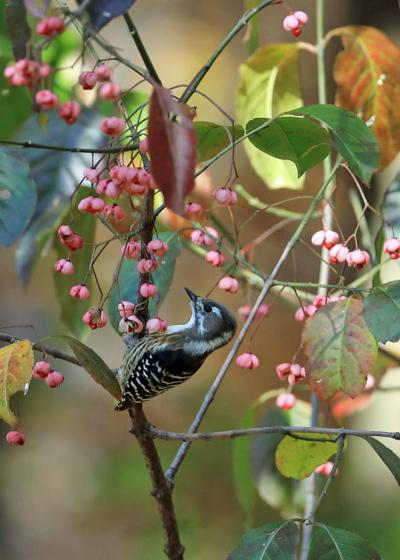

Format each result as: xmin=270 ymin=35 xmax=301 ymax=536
xmin=194 ymin=121 xmax=244 ymax=162
xmin=295 ymin=104 xmax=379 ymax=183
xmin=302 ymin=298 xmax=378 ymax=399
xmin=0 ymin=150 xmax=37 ymax=246
xmin=107 ymin=233 xmax=182 ymax=334
xmin=227 ymin=521 xmax=300 ymax=560
xmin=50 ymin=335 xmax=121 ymax=399
xmin=276 ymin=433 xmax=339 ymax=480
xmin=5 ymin=0 xmax=31 ymax=61
xmin=361 ymin=436 xmax=400 ymax=486
xmin=252 ymin=401 xmax=310 ymax=518
xmin=52 ymin=191 xmax=96 ymax=339
xmin=364 ymin=281 xmax=400 ymax=343
xmin=246 ymin=116 xmax=330 ymax=176
xmin=236 ymin=43 xmax=304 ymax=189
xmin=310 ymin=524 xmax=382 ymax=559
xmin=15 ymin=108 xmax=103 ymax=285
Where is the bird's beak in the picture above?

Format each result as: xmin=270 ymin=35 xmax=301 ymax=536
xmin=184 ymin=287 xmax=198 ymax=302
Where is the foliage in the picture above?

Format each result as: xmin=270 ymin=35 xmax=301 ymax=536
xmin=0 ymin=340 xmax=33 ymax=427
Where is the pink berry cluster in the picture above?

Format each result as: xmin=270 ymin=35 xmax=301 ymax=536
xmin=294 ymin=294 xmax=346 ymax=322
xmin=117 ymin=301 xmax=167 ymax=335
xmin=274 ymin=362 xmax=307 ymax=410
xmin=282 ymin=10 xmax=308 ymax=37
xmin=311 ymin=229 xmax=370 ymax=269
xmin=32 ymin=360 xmax=64 ymax=388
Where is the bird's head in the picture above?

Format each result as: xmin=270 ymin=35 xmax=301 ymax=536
xmin=183 ymin=287 xmax=237 ymax=348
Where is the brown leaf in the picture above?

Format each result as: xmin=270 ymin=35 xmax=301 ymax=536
xmin=0 ymin=340 xmax=33 ymax=427
xmin=332 ymin=26 xmax=400 ymax=170
xmin=302 ymin=298 xmax=378 ymax=400
xmin=148 ymin=85 xmax=197 ymax=215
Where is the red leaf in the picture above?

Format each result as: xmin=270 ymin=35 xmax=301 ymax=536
xmin=148 ymin=85 xmax=197 ymax=216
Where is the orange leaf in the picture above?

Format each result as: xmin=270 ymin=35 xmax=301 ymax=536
xmin=0 ymin=340 xmax=33 ymax=427
xmin=331 ymin=26 xmax=400 ymax=170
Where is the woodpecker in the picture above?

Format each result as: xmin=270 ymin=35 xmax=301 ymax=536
xmin=115 ymin=288 xmax=237 ymax=410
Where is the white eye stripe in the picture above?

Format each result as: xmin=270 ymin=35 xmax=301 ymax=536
xmin=212 ymin=306 xmax=222 ymax=318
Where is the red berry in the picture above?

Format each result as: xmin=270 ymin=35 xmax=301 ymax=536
xmin=45 ymin=371 xmax=64 ymax=388
xmin=32 ymin=360 xmax=52 ymax=379
xmin=236 ymin=352 xmax=260 ymax=369
xmin=6 ymin=430 xmax=25 ymax=446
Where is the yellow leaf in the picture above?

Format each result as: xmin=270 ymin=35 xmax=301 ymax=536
xmin=0 ymin=340 xmax=33 ymax=427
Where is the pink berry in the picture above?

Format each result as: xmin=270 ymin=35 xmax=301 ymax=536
xmin=218 ymin=276 xmax=239 ymax=293
xmin=311 ymin=230 xmax=339 ymax=249
xmin=35 ymin=89 xmax=58 ymax=110
xmin=69 ymin=284 xmax=90 ymax=300
xmin=82 ymin=308 xmax=107 ymax=330
xmin=45 ymin=370 xmax=64 ymax=388
xmin=212 ymin=187 xmax=238 ymax=206
xmin=205 ymin=250 xmax=224 ymax=267
xmin=294 ymin=304 xmax=317 ymax=322
xmin=185 ymin=201 xmax=204 ymax=216
xmin=78 ymin=196 xmax=94 ymax=213
xmin=315 ymin=461 xmax=338 ymax=477
xmin=95 ymin=64 xmax=112 ymax=82
xmin=90 ymin=197 xmax=105 ymax=212
xmin=79 ymin=71 xmax=98 ymax=90
xmin=6 ymin=430 xmax=25 ymax=446
xmin=58 ymin=224 xmax=73 ymax=238
xmin=329 ymin=243 xmax=349 ymax=265
xmin=346 ymin=249 xmax=370 ymax=269
xmin=276 ymin=363 xmax=291 ymax=381
xmin=99 ymin=82 xmax=121 ymax=100
xmin=84 ymin=167 xmax=102 ymax=184
xmin=137 ymin=258 xmax=159 ymax=273
xmin=122 ymin=241 xmax=141 ymax=260
xmin=147 ymin=239 xmax=169 ymax=256
xmin=283 ymin=14 xmax=299 ymax=31
xmin=365 ymin=374 xmax=376 ymax=390
xmin=139 ymin=283 xmax=158 ymax=298
xmin=96 ymin=179 xmax=121 ymax=198
xmin=146 ymin=317 xmax=168 ymax=333
xmin=36 ymin=16 xmax=65 ymax=37
xmin=32 ymin=360 xmax=52 ymax=379
xmin=102 ymin=203 xmax=125 ymax=221
xmin=100 ymin=116 xmax=125 ymax=136
xmin=59 ymin=101 xmax=81 ymax=124
xmin=384 ymin=238 xmax=400 ymax=259
xmin=118 ymin=300 xmax=135 ymax=318
xmin=288 ymin=364 xmax=306 ymax=385
xmin=294 ymin=11 xmax=308 ymax=25
xmin=139 ymin=137 xmax=149 ymax=153
xmin=38 ymin=63 xmax=53 ymax=78
xmin=204 ymin=226 xmax=219 ymax=246
xmin=190 ymin=229 xmax=205 ymax=245
xmin=119 ymin=314 xmax=144 ymax=334
xmin=237 ymin=303 xmax=271 ymax=321
xmin=55 ymin=259 xmax=74 ymax=275
xmin=236 ymin=352 xmax=260 ymax=370
xmin=58 ymin=226 xmax=83 ymax=251
xmin=276 ymin=393 xmax=296 ymax=410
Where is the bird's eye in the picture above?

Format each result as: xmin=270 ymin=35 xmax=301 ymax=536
xmin=204 ymin=304 xmax=212 ymax=313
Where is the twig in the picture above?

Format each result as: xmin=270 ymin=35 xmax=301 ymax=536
xmin=0 ymin=138 xmax=137 ymax=154
xmin=123 ymin=13 xmax=161 ymax=84
xmin=165 ymin=159 xmax=341 ymax=484
xmin=149 ymin=425 xmax=400 ymax=441
xmin=0 ymin=332 xmax=80 ymax=366
xmin=129 ymin=408 xmax=184 ymax=560
xmin=306 ymin=434 xmax=345 ymax=523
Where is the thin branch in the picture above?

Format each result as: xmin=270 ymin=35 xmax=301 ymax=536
xmin=0 ymin=138 xmax=137 ymax=154
xmin=129 ymin=408 xmax=184 ymax=560
xmin=149 ymin=425 xmax=400 ymax=442
xmin=306 ymin=434 xmax=345 ymax=523
xmin=0 ymin=332 xmax=80 ymax=366
xmin=165 ymin=159 xmax=342 ymax=484
xmin=123 ymin=13 xmax=161 ymax=84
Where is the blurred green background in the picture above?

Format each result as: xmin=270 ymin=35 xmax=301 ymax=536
xmin=1 ymin=1 xmax=400 ymax=558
